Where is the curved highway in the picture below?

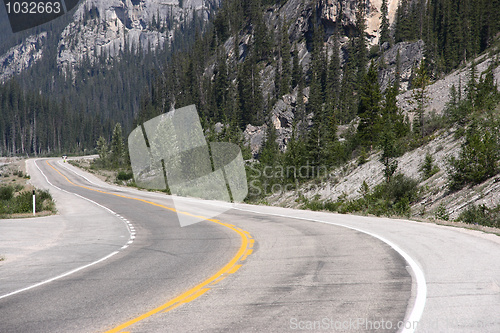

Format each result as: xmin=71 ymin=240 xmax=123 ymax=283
xmin=0 ymin=158 xmax=498 ymax=332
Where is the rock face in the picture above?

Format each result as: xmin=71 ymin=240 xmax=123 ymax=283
xmin=270 ymin=96 xmax=295 ymax=151
xmin=242 ymin=0 xmax=402 ymax=155
xmin=57 ymin=0 xmax=216 ymax=71
xmin=397 ymin=53 xmax=500 ymax=116
xmin=318 ymin=0 xmax=399 ymax=45
xmin=0 ymin=0 xmax=217 ymax=80
xmin=0 ymin=33 xmax=47 ymax=83
xmin=243 ymin=86 xmax=311 ymax=157
xmin=379 ymin=40 xmax=425 ymax=92
xmin=244 ymin=124 xmax=267 ymax=157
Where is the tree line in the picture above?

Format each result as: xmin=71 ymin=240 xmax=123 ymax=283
xmin=395 ymin=0 xmax=500 ymax=74
xmin=0 ymin=80 xmax=114 ymax=155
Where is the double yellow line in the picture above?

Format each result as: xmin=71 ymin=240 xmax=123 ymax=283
xmin=45 ymin=160 xmax=254 ymax=332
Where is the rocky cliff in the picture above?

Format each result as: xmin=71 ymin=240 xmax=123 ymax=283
xmin=0 ymin=33 xmax=46 ymax=83
xmin=242 ymin=0 xmax=419 ymax=155
xmin=57 ymin=0 xmax=218 ymax=71
xmin=0 ymin=0 xmax=218 ymax=80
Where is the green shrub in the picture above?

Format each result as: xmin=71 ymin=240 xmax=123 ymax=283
xmin=117 ymin=171 xmax=134 ymax=181
xmin=333 ymin=174 xmax=419 ymax=217
xmin=0 ymin=187 xmax=55 ymax=215
xmin=357 ymin=148 xmax=368 ymax=165
xmin=376 ymin=174 xmax=420 ymax=204
xmin=324 ymin=201 xmax=341 ymax=212
xmin=37 ymin=189 xmax=52 ymax=202
xmin=302 ymin=199 xmax=324 ymax=211
xmin=448 ymin=121 xmax=499 ymax=191
xmin=457 ymin=204 xmax=500 ymax=228
xmin=420 ymin=153 xmax=440 ymax=179
xmin=0 ymin=186 xmax=14 ymax=201
xmin=15 ymin=191 xmax=33 ymax=213
xmin=435 ymin=203 xmax=450 ymax=221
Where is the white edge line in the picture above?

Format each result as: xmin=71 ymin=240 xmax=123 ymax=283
xmin=0 ymin=159 xmax=135 ymax=300
xmin=0 ymin=251 xmax=118 ymax=300
xmin=232 ymin=207 xmax=427 ymax=333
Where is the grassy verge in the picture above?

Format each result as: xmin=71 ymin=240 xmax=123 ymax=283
xmin=68 ymin=159 xmax=136 ymax=187
xmin=0 ymin=185 xmax=56 ymax=217
xmin=295 ymin=173 xmax=500 ymax=233
xmin=0 ymin=160 xmax=56 ymax=218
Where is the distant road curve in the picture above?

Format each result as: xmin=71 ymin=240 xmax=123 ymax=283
xmin=0 ymin=157 xmax=498 ymax=332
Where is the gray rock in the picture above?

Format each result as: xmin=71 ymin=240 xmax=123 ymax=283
xmin=397 ymin=52 xmax=500 ymax=117
xmin=0 ymin=33 xmax=47 ymax=83
xmin=244 ymin=124 xmax=267 ymax=157
xmin=214 ymin=122 xmax=224 ymax=134
xmin=379 ymin=40 xmax=425 ymax=92
xmin=57 ymin=0 xmax=217 ymax=72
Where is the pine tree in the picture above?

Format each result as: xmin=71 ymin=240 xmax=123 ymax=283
xmin=253 ymin=13 xmax=271 ymax=61
xmin=308 ymin=23 xmax=326 ymax=115
xmin=96 ymin=136 xmax=108 ymax=160
xmin=394 ymin=49 xmax=401 ymax=93
xmin=238 ymin=53 xmax=264 ymax=127
xmin=327 ymin=32 xmax=341 ymax=103
xmin=110 ymin=123 xmax=124 ymax=167
xmin=339 ymin=41 xmax=357 ymax=123
xmin=354 ymin=0 xmax=368 ymax=87
xmin=292 ymin=43 xmax=302 ymax=89
xmin=259 ymin=124 xmax=279 ymax=166
xmin=449 ymin=119 xmax=500 ymax=190
xmin=379 ymin=0 xmax=391 ymax=47
xmin=383 ymin=84 xmax=409 ymax=139
xmin=395 ymin=0 xmax=411 ymax=43
xmin=279 ymin=23 xmax=292 ymax=97
xmin=284 ymin=124 xmax=306 ymax=179
xmin=214 ymin=47 xmax=229 ymax=118
xmin=357 ymin=62 xmax=382 ymax=147
xmin=380 ymin=130 xmax=399 ymax=182
xmin=411 ymin=62 xmax=430 ymax=138
xmin=295 ymin=78 xmax=307 ymax=136
xmin=306 ymin=104 xmax=332 ymax=169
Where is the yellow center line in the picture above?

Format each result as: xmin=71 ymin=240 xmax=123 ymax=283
xmin=44 ymin=160 xmax=253 ymax=333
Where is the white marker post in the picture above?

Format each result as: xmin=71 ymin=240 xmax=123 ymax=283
xmin=32 ymin=190 xmax=35 ymax=216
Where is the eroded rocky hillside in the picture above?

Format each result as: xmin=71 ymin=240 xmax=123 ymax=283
xmin=0 ymin=0 xmax=219 ymax=81
xmin=263 ymin=49 xmax=500 ymax=221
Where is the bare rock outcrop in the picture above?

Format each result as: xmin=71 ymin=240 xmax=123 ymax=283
xmin=379 ymin=40 xmax=425 ymax=92
xmin=57 ymin=0 xmax=217 ymax=71
xmin=397 ymin=53 xmax=500 ymax=116
xmin=318 ymin=0 xmax=399 ymax=45
xmin=0 ymin=33 xmax=47 ymax=83
xmin=244 ymin=124 xmax=267 ymax=157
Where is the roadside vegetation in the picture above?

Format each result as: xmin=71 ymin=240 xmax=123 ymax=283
xmin=257 ymin=59 xmax=500 ymax=229
xmin=69 ymin=123 xmax=136 ymax=186
xmin=0 ymin=185 xmax=55 ymax=217
xmin=457 ymin=204 xmax=500 ymax=228
xmin=299 ymin=174 xmax=420 ymax=218
xmin=0 ymin=163 xmax=56 ymax=217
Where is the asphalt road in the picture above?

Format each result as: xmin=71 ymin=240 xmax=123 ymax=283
xmin=0 ymin=158 xmax=498 ymax=332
